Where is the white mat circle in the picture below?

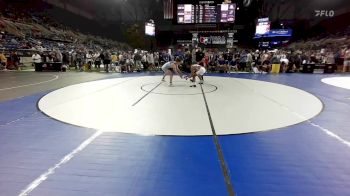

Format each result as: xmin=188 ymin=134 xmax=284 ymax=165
xmin=38 ymin=76 xmax=323 ymax=136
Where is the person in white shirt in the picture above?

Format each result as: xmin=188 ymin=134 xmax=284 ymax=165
xmin=55 ymin=49 xmax=63 ymax=63
xmin=141 ymin=53 xmax=147 ymax=70
xmin=32 ymin=52 xmax=42 ymax=64
xmin=246 ymin=51 xmax=253 ymax=71
xmin=118 ymin=54 xmax=123 ymax=63
xmin=343 ymin=47 xmax=350 ymax=72
xmin=32 ymin=52 xmax=42 ymax=70
xmin=280 ymin=57 xmax=289 ymax=73
xmin=86 ymin=51 xmax=93 ymax=71
xmin=93 ymin=52 xmax=101 ymax=70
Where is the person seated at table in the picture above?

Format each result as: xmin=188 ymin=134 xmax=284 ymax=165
xmin=259 ymin=52 xmax=271 ymax=73
xmin=207 ymin=60 xmax=216 ymax=72
xmin=217 ymin=55 xmax=229 ymax=73
xmin=280 ymin=58 xmax=289 ymax=73
xmin=229 ymin=59 xmax=238 ymax=72
xmin=0 ymin=50 xmax=7 ymax=70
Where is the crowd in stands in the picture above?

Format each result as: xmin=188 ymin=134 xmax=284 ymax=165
xmin=2 ymin=35 xmax=350 ymax=73
xmin=155 ymin=44 xmax=349 ymax=74
xmin=0 ymin=3 xmax=130 ymax=70
xmin=286 ymin=26 xmax=350 ymax=72
xmin=182 ymin=26 xmax=350 ymax=73
xmin=56 ymin=43 xmax=347 ymax=74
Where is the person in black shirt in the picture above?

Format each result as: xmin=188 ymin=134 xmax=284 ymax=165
xmin=61 ymin=52 xmax=69 ymax=71
xmin=195 ymin=48 xmax=204 ymax=63
xmin=103 ymin=50 xmax=111 ymax=73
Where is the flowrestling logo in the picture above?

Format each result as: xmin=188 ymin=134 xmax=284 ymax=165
xmin=315 ymin=10 xmax=335 ymax=17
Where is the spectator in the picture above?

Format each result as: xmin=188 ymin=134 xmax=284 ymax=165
xmin=280 ymin=55 xmax=289 ymax=73
xmin=147 ymin=52 xmax=155 ymax=71
xmin=161 ymin=50 xmax=171 ymax=63
xmin=134 ymin=51 xmax=143 ymax=71
xmin=195 ymin=48 xmax=204 ymax=63
xmin=246 ymin=51 xmax=253 ymax=72
xmin=125 ymin=53 xmax=133 ymax=72
xmin=111 ymin=52 xmax=119 ymax=72
xmin=119 ymin=53 xmax=127 ymax=73
xmin=62 ymin=51 xmax=69 ymax=71
xmin=154 ymin=52 xmax=160 ymax=69
xmin=0 ymin=50 xmax=7 ymax=70
xmin=260 ymin=52 xmax=271 ymax=73
xmin=94 ymin=51 xmax=101 ymax=71
xmin=239 ymin=50 xmax=247 ymax=71
xmin=326 ymin=51 xmax=335 ymax=64
xmin=174 ymin=49 xmax=184 ymax=60
xmin=86 ymin=51 xmax=93 ymax=71
xmin=217 ymin=55 xmax=229 ymax=73
xmin=10 ymin=50 xmax=20 ymax=70
xmin=183 ymin=50 xmax=192 ymax=72
xmin=76 ymin=50 xmax=85 ymax=71
xmin=103 ymin=50 xmax=111 ymax=73
xmin=343 ymin=46 xmax=350 ymax=72
xmin=141 ymin=52 xmax=148 ymax=70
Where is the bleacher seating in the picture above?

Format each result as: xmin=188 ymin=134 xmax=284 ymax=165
xmin=0 ymin=5 xmax=130 ymax=53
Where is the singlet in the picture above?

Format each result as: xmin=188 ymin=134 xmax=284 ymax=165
xmin=192 ymin=64 xmax=201 ymax=69
xmin=162 ymin=61 xmax=173 ymax=69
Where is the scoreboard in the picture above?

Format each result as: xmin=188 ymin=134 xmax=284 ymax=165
xmin=177 ymin=2 xmax=236 ymax=24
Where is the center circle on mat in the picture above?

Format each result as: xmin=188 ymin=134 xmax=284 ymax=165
xmin=38 ymin=76 xmax=323 ymax=136
xmin=141 ymin=82 xmax=218 ymax=95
